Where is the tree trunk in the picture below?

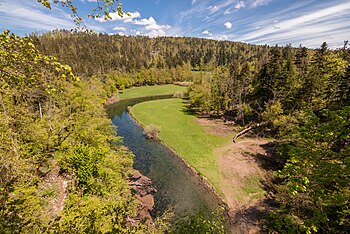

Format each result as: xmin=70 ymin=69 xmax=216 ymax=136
xmin=232 ymin=123 xmax=262 ymax=143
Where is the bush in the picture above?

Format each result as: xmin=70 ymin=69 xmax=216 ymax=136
xmin=144 ymin=124 xmax=160 ymax=139
xmin=173 ymin=91 xmax=184 ymax=98
xmin=174 ymin=207 xmax=228 ymax=233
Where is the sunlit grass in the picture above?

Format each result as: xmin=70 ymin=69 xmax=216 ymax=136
xmin=131 ymin=98 xmax=232 ymax=193
xmin=118 ymin=84 xmax=187 ymax=100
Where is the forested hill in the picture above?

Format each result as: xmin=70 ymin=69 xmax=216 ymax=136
xmin=31 ymin=30 xmax=270 ymax=77
xmin=29 ymin=30 xmax=350 ymax=233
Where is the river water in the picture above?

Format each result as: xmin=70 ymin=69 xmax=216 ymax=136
xmin=108 ymin=96 xmax=220 ymax=217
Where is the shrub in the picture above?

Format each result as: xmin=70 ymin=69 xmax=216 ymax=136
xmin=173 ymin=91 xmax=184 ymax=98
xmin=144 ymin=124 xmax=160 ymax=139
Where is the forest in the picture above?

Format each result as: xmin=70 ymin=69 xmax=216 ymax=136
xmin=1 ymin=27 xmax=349 ymax=233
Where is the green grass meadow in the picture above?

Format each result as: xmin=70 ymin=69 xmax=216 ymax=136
xmin=118 ymin=84 xmax=187 ymax=100
xmin=131 ymin=98 xmax=233 ymax=193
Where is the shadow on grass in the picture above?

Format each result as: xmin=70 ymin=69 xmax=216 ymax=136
xmin=180 ymin=98 xmax=223 ymax=120
xmin=181 ymin=99 xmax=197 ymax=116
xmin=230 ymin=197 xmax=278 ymax=233
xmin=230 ymin=141 xmax=282 ymax=232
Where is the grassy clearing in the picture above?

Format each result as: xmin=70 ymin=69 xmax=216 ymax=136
xmin=131 ymin=98 xmax=268 ymax=207
xmin=131 ymin=98 xmax=233 ymax=193
xmin=119 ymin=84 xmax=187 ymax=100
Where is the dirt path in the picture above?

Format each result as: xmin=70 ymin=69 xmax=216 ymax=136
xmin=196 ymin=118 xmax=275 ymax=233
xmin=216 ymin=138 xmax=274 ymax=233
xmin=57 ymin=177 xmax=67 ymax=213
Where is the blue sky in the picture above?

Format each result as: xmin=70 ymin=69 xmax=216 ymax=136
xmin=0 ymin=0 xmax=349 ymax=48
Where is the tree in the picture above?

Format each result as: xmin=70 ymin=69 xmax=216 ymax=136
xmin=267 ymin=107 xmax=350 ymax=233
xmin=38 ymin=0 xmax=125 ymax=31
xmin=0 ymin=30 xmax=157 ymax=233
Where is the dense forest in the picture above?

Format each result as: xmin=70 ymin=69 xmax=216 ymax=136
xmin=1 ymin=28 xmax=349 ymax=233
xmin=0 ymin=30 xmax=174 ymax=233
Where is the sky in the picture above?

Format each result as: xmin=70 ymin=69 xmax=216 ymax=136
xmin=0 ymin=0 xmax=349 ymax=48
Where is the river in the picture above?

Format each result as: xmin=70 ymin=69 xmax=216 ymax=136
xmin=107 ymin=96 xmax=220 ymax=217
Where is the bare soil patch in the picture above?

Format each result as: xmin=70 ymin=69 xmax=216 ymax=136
xmin=195 ymin=117 xmax=236 ymax=136
xmin=195 ymin=116 xmax=276 ymax=233
xmin=216 ymin=138 xmax=276 ymax=233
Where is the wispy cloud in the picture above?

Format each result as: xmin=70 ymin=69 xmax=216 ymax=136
xmin=236 ymin=1 xmax=350 ymax=47
xmin=1 ymin=0 xmax=349 ymax=48
xmin=0 ymin=0 xmax=74 ymax=32
xmin=113 ymin=26 xmax=126 ymax=31
xmin=0 ymin=0 xmax=105 ymax=33
xmin=250 ymin=0 xmax=273 ymax=8
xmin=95 ymin=11 xmax=141 ymax=22
xmin=235 ymin=1 xmax=246 ymax=9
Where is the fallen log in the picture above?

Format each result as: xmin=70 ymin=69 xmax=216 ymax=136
xmin=233 ymin=123 xmax=262 ymax=143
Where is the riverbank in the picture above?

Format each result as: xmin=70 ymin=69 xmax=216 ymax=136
xmin=130 ymin=98 xmax=274 ymax=233
xmin=106 ymin=84 xmax=188 ymax=106
xmin=129 ymin=105 xmax=228 ymax=210
xmin=108 ymin=94 xmax=223 ymax=220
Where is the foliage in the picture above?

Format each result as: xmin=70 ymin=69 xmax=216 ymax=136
xmin=144 ymin=124 xmax=161 ymax=139
xmin=173 ymin=207 xmax=228 ymax=234
xmin=266 ymin=107 xmax=350 ymax=233
xmin=173 ymin=91 xmax=184 ymax=98
xmin=31 ymin=30 xmax=267 ymax=77
xmin=38 ymin=0 xmax=124 ymax=31
xmin=3 ymin=26 xmax=350 ymax=232
xmin=0 ymin=30 xmax=157 ymax=233
xmin=186 ymin=41 xmax=350 ymax=232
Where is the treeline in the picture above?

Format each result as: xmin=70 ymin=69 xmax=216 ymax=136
xmin=30 ymin=29 xmax=269 ymax=77
xmin=189 ymin=42 xmax=350 ymax=233
xmin=98 ymin=64 xmax=195 ymax=95
xmin=189 ymin=42 xmax=349 ymax=119
xmin=15 ymin=30 xmax=350 ymax=232
xmin=0 ymin=31 xmax=172 ymax=233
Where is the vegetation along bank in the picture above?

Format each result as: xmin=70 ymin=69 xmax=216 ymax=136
xmin=1 ymin=28 xmax=349 ymax=233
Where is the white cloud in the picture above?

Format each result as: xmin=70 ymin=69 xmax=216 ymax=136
xmin=113 ymin=26 xmax=126 ymax=31
xmin=147 ymin=29 xmax=166 ymax=37
xmin=133 ymin=17 xmax=157 ymax=26
xmin=224 ymin=9 xmax=231 ymax=15
xmin=132 ymin=16 xmax=171 ymax=37
xmin=251 ymin=0 xmax=273 ymax=8
xmin=224 ymin=22 xmax=232 ymax=29
xmin=235 ymin=1 xmax=246 ymax=9
xmin=95 ymin=11 xmax=140 ymax=22
xmin=216 ymin=35 xmax=228 ymax=40
xmin=135 ymin=31 xmax=141 ymax=35
xmin=146 ymin=23 xmax=170 ymax=30
xmin=202 ymin=30 xmax=213 ymax=36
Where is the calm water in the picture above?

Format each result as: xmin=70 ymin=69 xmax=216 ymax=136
xmin=108 ymin=96 xmax=220 ymax=216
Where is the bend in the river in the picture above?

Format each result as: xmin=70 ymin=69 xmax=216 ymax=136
xmin=108 ymin=95 xmax=221 ymax=217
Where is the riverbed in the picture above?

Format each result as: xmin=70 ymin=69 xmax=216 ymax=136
xmin=108 ymin=96 xmax=220 ymax=217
